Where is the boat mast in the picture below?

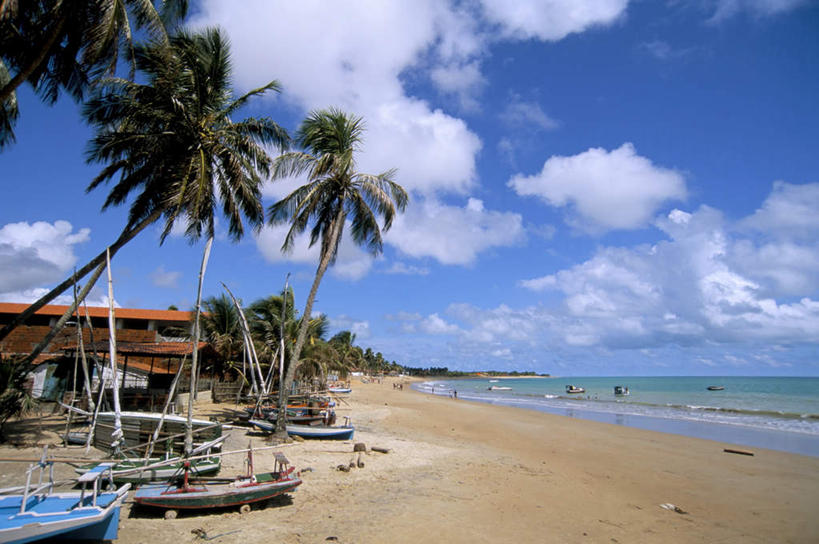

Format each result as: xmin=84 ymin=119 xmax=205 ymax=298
xmin=185 ymin=237 xmax=213 ymax=457
xmin=105 ymin=249 xmax=123 ymax=453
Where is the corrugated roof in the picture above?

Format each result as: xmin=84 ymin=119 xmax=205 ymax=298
xmin=0 ymin=302 xmax=193 ymax=322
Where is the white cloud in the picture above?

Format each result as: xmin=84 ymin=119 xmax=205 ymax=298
xmin=499 ymin=94 xmax=559 ymax=130
xmin=0 ymin=220 xmax=90 ymax=296
xmin=383 ymin=262 xmax=430 ymax=276
xmin=329 ymin=315 xmax=371 ymax=340
xmin=192 ymin=1 xmax=481 ymax=197
xmin=255 ymin=223 xmax=374 ymax=281
xmin=708 ymin=0 xmax=810 ymax=21
xmin=508 ymin=143 xmax=687 ymax=233
xmin=387 ymin=197 xmax=525 ymax=265
xmin=420 ymin=313 xmax=461 ymax=335
xmin=740 ymin=181 xmax=819 ymax=240
xmin=150 ymin=265 xmax=181 ymax=289
xmin=479 ymin=0 xmax=629 ymax=41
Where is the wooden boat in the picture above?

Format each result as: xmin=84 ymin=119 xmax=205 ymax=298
xmin=487 ymin=385 xmax=511 ymax=391
xmin=133 ymin=451 xmax=301 ymax=518
xmin=248 ymin=418 xmax=355 ymax=440
xmin=0 ymin=456 xmax=129 ymax=543
xmin=328 ymin=386 xmax=352 ymax=394
xmin=707 ymin=386 xmax=725 ymax=391
xmin=565 ymin=385 xmax=585 ymax=394
xmin=75 ymin=436 xmax=225 ymax=484
xmin=93 ymin=411 xmax=222 ymax=455
xmin=614 ymin=385 xmax=629 ymax=396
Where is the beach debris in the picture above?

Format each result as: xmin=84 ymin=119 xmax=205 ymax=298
xmin=723 ymin=448 xmax=754 ymax=456
xmin=371 ymin=446 xmax=390 ymax=454
xmin=659 ymin=503 xmax=688 ymax=515
xmin=336 ymin=464 xmax=350 ymax=472
xmin=301 ymin=467 xmax=314 ymax=473
xmin=326 ymin=537 xmax=339 ymax=541
xmin=192 ymin=528 xmax=242 ymax=541
xmin=353 ymin=442 xmax=367 ymax=467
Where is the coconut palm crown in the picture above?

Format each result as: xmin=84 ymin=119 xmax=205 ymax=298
xmin=85 ymin=27 xmax=289 ymax=242
xmin=267 ymin=107 xmax=408 ymax=436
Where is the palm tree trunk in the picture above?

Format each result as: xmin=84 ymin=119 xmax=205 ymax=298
xmin=0 ymin=210 xmax=162 ymax=344
xmin=185 ymin=237 xmax=213 ymax=456
xmin=274 ymin=209 xmax=345 ymax=438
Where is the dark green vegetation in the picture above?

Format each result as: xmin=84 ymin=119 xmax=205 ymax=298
xmin=403 ymin=367 xmax=549 ymax=378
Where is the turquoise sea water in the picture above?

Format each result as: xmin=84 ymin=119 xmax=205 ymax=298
xmin=415 ymin=376 xmax=819 ymax=457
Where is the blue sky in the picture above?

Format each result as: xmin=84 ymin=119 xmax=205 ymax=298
xmin=2 ymin=0 xmax=819 ymax=376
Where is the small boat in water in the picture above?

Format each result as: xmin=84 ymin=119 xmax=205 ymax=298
xmin=707 ymin=386 xmax=725 ymax=391
xmin=0 ymin=452 xmax=130 ymax=543
xmin=614 ymin=385 xmax=630 ymax=396
xmin=565 ymin=385 xmax=585 ymax=394
xmin=487 ymin=385 xmax=512 ymax=391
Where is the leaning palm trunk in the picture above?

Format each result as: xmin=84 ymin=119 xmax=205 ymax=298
xmin=185 ymin=237 xmax=213 ymax=457
xmin=274 ymin=210 xmax=344 ymax=438
xmin=0 ymin=210 xmax=162 ymax=344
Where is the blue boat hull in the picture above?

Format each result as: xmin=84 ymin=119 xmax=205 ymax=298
xmin=0 ymin=487 xmax=128 ymax=544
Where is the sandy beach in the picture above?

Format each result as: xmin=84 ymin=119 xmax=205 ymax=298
xmin=2 ymin=376 xmax=818 ymax=544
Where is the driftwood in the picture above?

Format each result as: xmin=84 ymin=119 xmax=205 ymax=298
xmin=723 ymin=448 xmax=754 ymax=456
xmin=371 ymin=446 xmax=390 ymax=454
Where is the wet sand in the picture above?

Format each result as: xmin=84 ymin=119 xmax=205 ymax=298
xmin=1 ymin=376 xmax=818 ymax=543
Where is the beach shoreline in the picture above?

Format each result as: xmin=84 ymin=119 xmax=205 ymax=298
xmin=1 ymin=376 xmax=817 ymax=543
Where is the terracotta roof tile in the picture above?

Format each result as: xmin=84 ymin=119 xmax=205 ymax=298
xmin=0 ymin=302 xmax=193 ymax=322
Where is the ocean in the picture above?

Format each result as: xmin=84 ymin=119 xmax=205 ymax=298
xmin=414 ymin=376 xmax=819 ymax=457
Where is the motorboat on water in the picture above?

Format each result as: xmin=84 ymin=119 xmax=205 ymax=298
xmin=565 ymin=385 xmax=585 ymax=394
xmin=487 ymin=385 xmax=512 ymax=391
xmin=707 ymin=386 xmax=725 ymax=391
xmin=613 ymin=385 xmax=629 ymax=396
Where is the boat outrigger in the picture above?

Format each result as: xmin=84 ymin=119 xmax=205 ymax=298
xmin=0 ymin=449 xmax=130 ymax=543
xmin=133 ymin=448 xmax=301 ymax=518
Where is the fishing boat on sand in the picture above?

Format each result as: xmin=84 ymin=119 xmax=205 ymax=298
xmin=0 ymin=452 xmax=130 ymax=543
xmin=248 ymin=418 xmax=356 ymax=440
xmin=133 ymin=449 xmax=301 ymax=518
xmin=565 ymin=385 xmax=585 ymax=394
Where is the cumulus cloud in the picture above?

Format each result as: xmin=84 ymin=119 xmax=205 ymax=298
xmin=0 ymin=220 xmax=90 ymax=297
xmin=192 ymin=0 xmax=630 ymax=273
xmin=386 ymin=197 xmax=525 ymax=265
xmin=508 ymin=143 xmax=687 ymax=233
xmin=255 ymin=223 xmax=374 ymax=280
xmin=329 ymin=315 xmax=371 ymax=340
xmin=739 ymin=181 xmax=819 ymax=240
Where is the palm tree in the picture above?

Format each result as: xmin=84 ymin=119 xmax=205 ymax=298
xmin=86 ymin=28 xmax=287 ymax=454
xmin=248 ymin=290 xmax=328 ymax=391
xmin=0 ymin=0 xmax=186 ymax=148
xmin=12 ymin=28 xmax=288 ymax=385
xmin=267 ymin=108 xmax=408 ymax=437
xmin=200 ymin=294 xmax=243 ymax=378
